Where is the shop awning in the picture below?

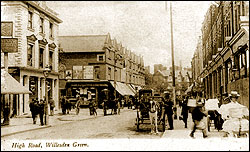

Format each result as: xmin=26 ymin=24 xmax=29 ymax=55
xmin=110 ymin=81 xmax=135 ymax=96
xmin=130 ymin=84 xmax=142 ymax=93
xmin=1 ymin=69 xmax=31 ymax=94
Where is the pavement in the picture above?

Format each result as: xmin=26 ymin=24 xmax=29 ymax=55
xmin=1 ymin=108 xmax=106 ymax=137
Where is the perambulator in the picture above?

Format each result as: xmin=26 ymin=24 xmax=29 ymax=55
xmin=204 ymin=99 xmax=223 ymax=132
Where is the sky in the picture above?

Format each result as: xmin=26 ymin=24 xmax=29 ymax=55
xmin=46 ymin=1 xmax=212 ymax=72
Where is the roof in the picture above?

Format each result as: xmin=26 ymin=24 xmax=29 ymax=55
xmin=59 ymin=35 xmax=108 ymax=53
xmin=1 ymin=69 xmax=31 ymax=94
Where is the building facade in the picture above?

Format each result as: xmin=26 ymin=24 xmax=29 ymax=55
xmin=1 ymin=1 xmax=62 ymax=115
xmin=192 ymin=1 xmax=249 ymax=108
xmin=58 ymin=33 xmax=145 ymax=107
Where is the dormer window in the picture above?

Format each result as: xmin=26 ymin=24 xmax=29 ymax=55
xmin=97 ymin=54 xmax=105 ymax=62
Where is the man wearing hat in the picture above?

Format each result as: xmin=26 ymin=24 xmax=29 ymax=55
xmin=218 ymin=91 xmax=249 ymax=137
xmin=163 ymin=91 xmax=174 ymax=130
xmin=190 ymin=100 xmax=208 ymax=138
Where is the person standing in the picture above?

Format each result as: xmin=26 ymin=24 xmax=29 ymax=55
xmin=149 ymin=97 xmax=159 ymax=134
xmin=75 ymin=97 xmax=81 ymax=115
xmin=189 ymin=100 xmax=208 ymax=138
xmin=49 ymin=97 xmax=55 ymax=116
xmin=163 ymin=92 xmax=174 ymax=130
xmin=61 ymin=96 xmax=66 ymax=115
xmin=38 ymin=99 xmax=45 ymax=126
xmin=66 ymin=97 xmax=71 ymax=114
xmin=30 ymin=98 xmax=40 ymax=124
xmin=180 ymin=96 xmax=189 ymax=128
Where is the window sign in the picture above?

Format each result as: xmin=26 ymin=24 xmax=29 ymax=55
xmin=1 ymin=38 xmax=18 ymax=53
xmin=65 ymin=70 xmax=72 ymax=79
xmin=73 ymin=66 xmax=83 ymax=79
xmin=1 ymin=22 xmax=13 ymax=36
xmin=83 ymin=66 xmax=93 ymax=79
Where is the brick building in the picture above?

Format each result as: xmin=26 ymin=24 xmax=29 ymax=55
xmin=192 ymin=1 xmax=249 ymax=108
xmin=58 ymin=33 xmax=145 ymax=107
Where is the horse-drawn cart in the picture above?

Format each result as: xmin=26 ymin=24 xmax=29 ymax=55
xmin=135 ymin=89 xmax=166 ymax=132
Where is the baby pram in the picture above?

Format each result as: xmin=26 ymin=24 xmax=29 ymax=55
xmin=204 ymin=99 xmax=223 ymax=132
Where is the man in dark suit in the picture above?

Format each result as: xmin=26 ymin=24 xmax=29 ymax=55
xmin=163 ymin=92 xmax=174 ymax=130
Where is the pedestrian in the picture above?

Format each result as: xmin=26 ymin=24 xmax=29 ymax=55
xmin=121 ymin=98 xmax=125 ymax=109
xmin=38 ymin=99 xmax=45 ymax=126
xmin=66 ymin=98 xmax=71 ymax=114
xmin=117 ymin=100 xmax=121 ymax=115
xmin=92 ymin=99 xmax=98 ymax=116
xmin=163 ymin=92 xmax=174 ymax=130
xmin=49 ymin=97 xmax=55 ymax=116
xmin=128 ymin=97 xmax=132 ymax=109
xmin=149 ymin=97 xmax=159 ymax=134
xmin=61 ymin=96 xmax=66 ymax=115
xmin=180 ymin=96 xmax=189 ymax=128
xmin=75 ymin=97 xmax=81 ymax=115
xmin=189 ymin=100 xmax=208 ymax=138
xmin=89 ymin=98 xmax=94 ymax=115
xmin=218 ymin=91 xmax=249 ymax=137
xmin=29 ymin=98 xmax=39 ymax=124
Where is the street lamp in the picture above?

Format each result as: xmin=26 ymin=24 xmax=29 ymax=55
xmin=43 ymin=65 xmax=51 ymax=125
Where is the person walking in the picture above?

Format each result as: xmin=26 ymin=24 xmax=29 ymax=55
xmin=61 ymin=96 xmax=66 ymax=115
xmin=38 ymin=99 xmax=45 ymax=126
xmin=29 ymin=98 xmax=39 ymax=124
xmin=180 ymin=96 xmax=189 ymax=128
xmin=75 ymin=97 xmax=81 ymax=115
xmin=66 ymin=98 xmax=71 ymax=114
xmin=117 ymin=100 xmax=121 ymax=115
xmin=163 ymin=92 xmax=174 ymax=130
xmin=189 ymin=100 xmax=208 ymax=138
xmin=49 ymin=97 xmax=55 ymax=116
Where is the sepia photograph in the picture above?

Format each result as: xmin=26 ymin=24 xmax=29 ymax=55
xmin=1 ymin=1 xmax=249 ymax=151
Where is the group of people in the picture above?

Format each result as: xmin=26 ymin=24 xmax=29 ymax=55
xmin=148 ymin=91 xmax=175 ymax=134
xmin=178 ymin=90 xmax=249 ymax=138
xmin=29 ymin=97 xmax=55 ymax=126
xmin=60 ymin=96 xmax=72 ymax=115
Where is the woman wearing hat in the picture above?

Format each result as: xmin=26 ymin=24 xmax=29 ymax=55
xmin=218 ymin=91 xmax=249 ymax=137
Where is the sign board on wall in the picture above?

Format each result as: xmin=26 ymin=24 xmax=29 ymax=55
xmin=1 ymin=22 xmax=13 ymax=36
xmin=73 ymin=66 xmax=83 ymax=79
xmin=1 ymin=38 xmax=18 ymax=53
xmin=83 ymin=66 xmax=93 ymax=79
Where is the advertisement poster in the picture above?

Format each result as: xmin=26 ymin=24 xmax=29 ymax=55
xmin=83 ymin=66 xmax=93 ymax=79
xmin=73 ymin=66 xmax=83 ymax=79
xmin=65 ymin=70 xmax=72 ymax=79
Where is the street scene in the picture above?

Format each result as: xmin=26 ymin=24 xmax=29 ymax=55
xmin=1 ymin=1 xmax=249 ymax=151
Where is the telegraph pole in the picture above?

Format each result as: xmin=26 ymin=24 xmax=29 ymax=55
xmin=170 ymin=2 xmax=177 ymax=119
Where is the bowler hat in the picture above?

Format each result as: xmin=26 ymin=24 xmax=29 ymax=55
xmin=229 ymin=91 xmax=240 ymax=98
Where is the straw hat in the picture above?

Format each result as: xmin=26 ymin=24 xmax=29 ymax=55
xmin=229 ymin=91 xmax=240 ymax=98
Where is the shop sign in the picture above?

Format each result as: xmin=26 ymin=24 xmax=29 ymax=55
xmin=1 ymin=22 xmax=13 ymax=36
xmin=83 ymin=66 xmax=93 ymax=79
xmin=1 ymin=38 xmax=18 ymax=53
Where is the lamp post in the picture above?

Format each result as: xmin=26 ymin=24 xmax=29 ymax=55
xmin=43 ymin=65 xmax=51 ymax=125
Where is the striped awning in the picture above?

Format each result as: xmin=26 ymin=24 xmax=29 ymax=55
xmin=110 ymin=81 xmax=135 ymax=96
xmin=1 ymin=69 xmax=31 ymax=94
